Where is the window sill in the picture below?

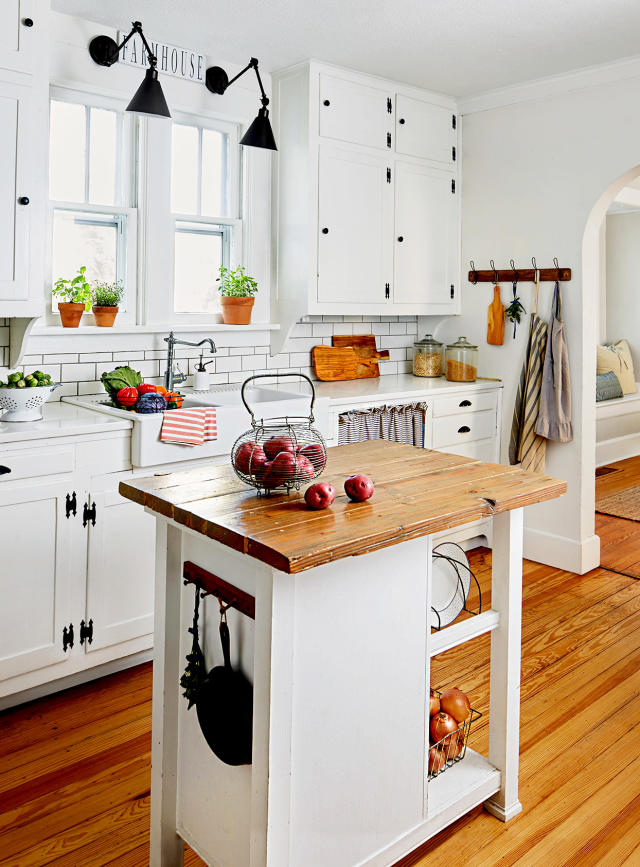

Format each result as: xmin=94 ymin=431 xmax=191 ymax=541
xmin=31 ymin=322 xmax=281 ymax=336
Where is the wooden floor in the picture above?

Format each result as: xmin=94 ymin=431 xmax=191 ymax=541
xmin=597 ymin=456 xmax=640 ymax=578
xmin=2 ymin=457 xmax=640 ymax=866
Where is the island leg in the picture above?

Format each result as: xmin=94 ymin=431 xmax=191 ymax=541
xmin=150 ymin=521 xmax=185 ymax=866
xmin=484 ymin=507 xmax=524 ymax=822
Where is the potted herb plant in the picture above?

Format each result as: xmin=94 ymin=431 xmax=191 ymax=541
xmin=92 ymin=280 xmax=124 ymax=327
xmin=52 ymin=266 xmax=92 ymax=327
xmin=216 ymin=265 xmax=258 ymax=325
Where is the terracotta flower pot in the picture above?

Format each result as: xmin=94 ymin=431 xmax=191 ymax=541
xmin=92 ymin=306 xmax=119 ymax=327
xmin=58 ymin=302 xmax=86 ymax=328
xmin=220 ymin=296 xmax=255 ymax=325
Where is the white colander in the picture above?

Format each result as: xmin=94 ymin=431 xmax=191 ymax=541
xmin=0 ymin=384 xmax=60 ymax=422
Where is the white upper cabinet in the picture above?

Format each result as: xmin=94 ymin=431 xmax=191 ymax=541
xmin=395 ymin=95 xmax=457 ymax=165
xmin=272 ymin=61 xmax=459 ymax=344
xmin=0 ymin=0 xmax=39 ymax=75
xmin=317 ymin=145 xmax=392 ymax=306
xmin=319 ymin=73 xmax=393 ymax=151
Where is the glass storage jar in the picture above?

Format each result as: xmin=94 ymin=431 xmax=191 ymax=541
xmin=445 ymin=337 xmax=478 ymax=382
xmin=413 ymin=333 xmax=444 ymax=377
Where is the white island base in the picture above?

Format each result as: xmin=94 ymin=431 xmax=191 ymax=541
xmin=150 ymin=508 xmax=524 ymax=867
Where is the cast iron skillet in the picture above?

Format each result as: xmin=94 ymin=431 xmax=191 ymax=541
xmin=196 ymin=617 xmax=253 ymax=765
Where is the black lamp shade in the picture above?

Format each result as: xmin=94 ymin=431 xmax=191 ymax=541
xmin=126 ymin=67 xmax=171 ymax=118
xmin=240 ymin=106 xmax=277 ymax=151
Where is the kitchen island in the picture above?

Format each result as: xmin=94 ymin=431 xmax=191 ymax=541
xmin=120 ymin=441 xmax=566 ymax=867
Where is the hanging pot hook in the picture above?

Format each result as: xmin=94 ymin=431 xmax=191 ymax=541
xmin=510 ymin=258 xmax=518 ymax=283
xmin=490 ymin=259 xmax=499 ymax=284
xmin=470 ymin=259 xmax=477 ymax=284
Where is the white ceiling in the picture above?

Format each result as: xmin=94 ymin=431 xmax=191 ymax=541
xmin=53 ymin=0 xmax=640 ymax=97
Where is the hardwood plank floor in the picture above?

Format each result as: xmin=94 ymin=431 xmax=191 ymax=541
xmin=1 ymin=458 xmax=639 ymax=866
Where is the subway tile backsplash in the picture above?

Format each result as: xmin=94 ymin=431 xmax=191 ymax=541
xmin=0 ymin=316 xmax=418 ymax=399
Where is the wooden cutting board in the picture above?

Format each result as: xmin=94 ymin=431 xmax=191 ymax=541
xmin=331 ymin=334 xmax=391 ymax=378
xmin=312 ymin=346 xmax=381 ymax=381
xmin=487 ymin=285 xmax=505 ymax=346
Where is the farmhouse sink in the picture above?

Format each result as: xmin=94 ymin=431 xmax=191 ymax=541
xmin=63 ymin=385 xmax=329 ymax=468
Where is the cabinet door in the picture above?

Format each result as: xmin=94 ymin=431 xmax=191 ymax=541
xmin=0 ymin=0 xmax=38 ymax=74
xmin=0 ymin=481 xmax=79 ymax=681
xmin=84 ymin=480 xmax=156 ymax=653
xmin=319 ymin=74 xmax=392 ymax=151
xmin=395 ymin=95 xmax=456 ymax=166
xmin=393 ymin=161 xmax=457 ymax=308
xmin=0 ymin=80 xmax=32 ymax=302
xmin=317 ymin=145 xmax=393 ymax=306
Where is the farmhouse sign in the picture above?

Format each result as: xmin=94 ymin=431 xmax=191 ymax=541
xmin=117 ymin=31 xmax=205 ymax=83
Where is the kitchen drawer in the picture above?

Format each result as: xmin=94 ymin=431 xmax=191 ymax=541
xmin=437 ymin=437 xmax=497 ymax=463
xmin=0 ymin=445 xmax=75 ymax=481
xmin=432 ymin=391 xmax=498 ymax=418
xmin=432 ymin=410 xmax=496 ymax=448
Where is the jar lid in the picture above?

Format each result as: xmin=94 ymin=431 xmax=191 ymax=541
xmin=446 ymin=336 xmax=478 ymax=350
xmin=414 ymin=332 xmax=443 ymax=349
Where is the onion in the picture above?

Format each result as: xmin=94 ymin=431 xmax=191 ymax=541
xmin=429 ymin=689 xmax=440 ymax=717
xmin=428 ymin=745 xmax=446 ymax=775
xmin=430 ymin=711 xmax=459 ymax=747
xmin=442 ymin=732 xmax=465 ymax=761
xmin=440 ymin=687 xmax=471 ymax=724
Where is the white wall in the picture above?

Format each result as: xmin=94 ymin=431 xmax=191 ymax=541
xmin=605 ymin=211 xmax=640 ymax=372
xmin=431 ymin=73 xmax=640 ymax=573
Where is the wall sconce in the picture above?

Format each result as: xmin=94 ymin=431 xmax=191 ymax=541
xmin=88 ymin=21 xmax=171 ymax=118
xmin=205 ymin=57 xmax=277 ymax=151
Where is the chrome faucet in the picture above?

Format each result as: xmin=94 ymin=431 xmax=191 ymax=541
xmin=163 ymin=331 xmax=217 ymax=392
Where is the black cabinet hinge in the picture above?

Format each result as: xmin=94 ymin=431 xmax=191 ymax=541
xmin=387 ymin=97 xmax=392 ymax=114
xmin=451 ymin=179 xmax=456 ymax=194
xmin=80 ymin=618 xmax=94 ymax=646
xmin=63 ymin=623 xmax=74 ymax=652
xmin=385 ymin=282 xmax=390 ymax=299
xmin=452 ymin=146 xmax=456 ymax=162
xmin=450 ymin=284 xmax=455 ymax=299
xmin=452 ymin=114 xmax=457 ymax=129
xmin=83 ymin=500 xmax=97 ymax=527
xmin=386 ymin=132 xmax=392 ymax=148
xmin=66 ymin=491 xmax=77 ymax=519
xmin=386 ymin=167 xmax=391 ymax=183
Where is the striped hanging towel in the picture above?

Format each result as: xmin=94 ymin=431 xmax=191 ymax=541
xmin=160 ymin=408 xmax=218 ymax=445
xmin=509 ymin=271 xmax=548 ymax=472
xmin=338 ymin=404 xmax=426 ymax=446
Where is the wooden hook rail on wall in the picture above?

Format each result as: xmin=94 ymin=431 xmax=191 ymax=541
xmin=183 ymin=561 xmax=256 ymax=620
xmin=468 ymin=258 xmax=571 ymax=284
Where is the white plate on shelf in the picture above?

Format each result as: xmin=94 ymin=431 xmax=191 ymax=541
xmin=431 ymin=543 xmax=471 ymax=629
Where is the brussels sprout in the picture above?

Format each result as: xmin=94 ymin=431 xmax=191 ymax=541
xmin=16 ymin=379 xmax=26 ymax=388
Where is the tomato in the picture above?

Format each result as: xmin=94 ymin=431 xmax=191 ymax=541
xmin=137 ymin=383 xmax=158 ymax=395
xmin=156 ymin=385 xmax=168 ymax=396
xmin=117 ymin=386 xmax=138 ymax=407
xmin=166 ymin=392 xmax=183 ymax=408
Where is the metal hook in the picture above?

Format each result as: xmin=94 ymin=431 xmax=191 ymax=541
xmin=553 ymin=256 xmax=559 ymax=269
xmin=490 ymin=259 xmax=499 ymax=284
xmin=510 ymin=259 xmax=518 ymax=283
xmin=531 ymin=256 xmax=538 ymax=282
xmin=470 ymin=259 xmax=477 ymax=284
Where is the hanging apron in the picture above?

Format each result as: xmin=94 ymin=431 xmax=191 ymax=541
xmin=508 ymin=272 xmax=548 ymax=472
xmin=535 ymin=282 xmax=573 ymax=443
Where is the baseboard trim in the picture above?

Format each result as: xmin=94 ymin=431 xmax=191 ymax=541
xmin=523 ymin=529 xmax=600 ymax=575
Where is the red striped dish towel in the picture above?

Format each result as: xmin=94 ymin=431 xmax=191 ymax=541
xmin=160 ymin=408 xmax=218 ymax=445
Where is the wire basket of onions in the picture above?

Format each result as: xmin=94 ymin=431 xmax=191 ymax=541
xmin=428 ymin=687 xmax=482 ymax=780
xmin=230 ymin=373 xmax=327 ymax=495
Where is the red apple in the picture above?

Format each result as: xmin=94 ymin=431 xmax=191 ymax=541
xmin=304 ymin=482 xmax=336 ymax=510
xmin=295 ymin=454 xmax=315 ymax=480
xmin=255 ymin=460 xmax=275 ymax=487
xmin=297 ymin=443 xmax=326 ymax=468
xmin=344 ymin=473 xmax=374 ymax=502
xmin=264 ymin=435 xmax=296 ymax=460
xmin=267 ymin=450 xmax=298 ymax=484
xmin=234 ymin=441 xmax=267 ymax=475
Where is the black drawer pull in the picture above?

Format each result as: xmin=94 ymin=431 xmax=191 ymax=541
xmin=458 ymin=425 xmax=471 ymax=434
xmin=459 ymin=400 xmax=472 ymax=407
xmin=22 ymin=17 xmax=34 ymax=26
xmin=18 ymin=196 xmax=30 ymax=205
xmin=398 ymin=117 xmax=405 ymax=124
xmin=323 ymin=99 xmax=330 ymax=106
xmin=0 ymin=466 xmax=11 ymax=475
xmin=321 ymin=227 xmax=329 ymax=234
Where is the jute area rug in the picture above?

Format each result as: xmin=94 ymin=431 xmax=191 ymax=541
xmin=596 ymin=484 xmax=640 ymax=522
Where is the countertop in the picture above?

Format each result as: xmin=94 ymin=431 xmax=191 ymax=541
xmin=313 ymin=374 xmax=502 ymax=406
xmin=0 ymin=401 xmax=133 ymax=444
xmin=119 ymin=440 xmax=565 ymax=574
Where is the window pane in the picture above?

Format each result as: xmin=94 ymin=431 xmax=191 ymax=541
xmin=201 ymin=129 xmax=226 ymax=216
xmin=52 ymin=210 xmax=118 ymax=291
xmin=174 ymin=226 xmax=222 ymax=313
xmin=89 ymin=107 xmax=117 ymax=205
xmin=171 ymin=124 xmax=199 ymax=214
xmin=49 ymin=101 xmax=86 ymax=202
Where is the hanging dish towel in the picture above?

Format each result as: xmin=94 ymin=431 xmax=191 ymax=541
xmin=161 ymin=407 xmax=218 ymax=445
xmin=535 ymin=282 xmax=573 ymax=443
xmin=509 ymin=271 xmax=548 ymax=472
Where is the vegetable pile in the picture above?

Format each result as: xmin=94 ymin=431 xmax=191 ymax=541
xmin=0 ymin=370 xmax=54 ymax=389
xmin=101 ymin=365 xmax=183 ymax=413
xmin=428 ymin=687 xmax=472 ymax=777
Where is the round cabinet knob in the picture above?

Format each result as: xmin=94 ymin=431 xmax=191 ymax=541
xmin=399 ymin=118 xmax=405 ymax=124
xmin=22 ymin=17 xmax=34 ymax=26
xmin=18 ymin=196 xmax=30 ymax=205
xmin=323 ymin=99 xmax=330 ymax=106
xmin=397 ymin=235 xmax=404 ymax=242
xmin=321 ymin=227 xmax=329 ymax=234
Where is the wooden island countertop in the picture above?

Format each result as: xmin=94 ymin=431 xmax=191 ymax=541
xmin=119 ymin=440 xmax=566 ymax=574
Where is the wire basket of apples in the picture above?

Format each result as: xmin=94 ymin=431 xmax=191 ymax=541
xmin=428 ymin=687 xmax=482 ymax=780
xmin=231 ymin=373 xmax=327 ymax=495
